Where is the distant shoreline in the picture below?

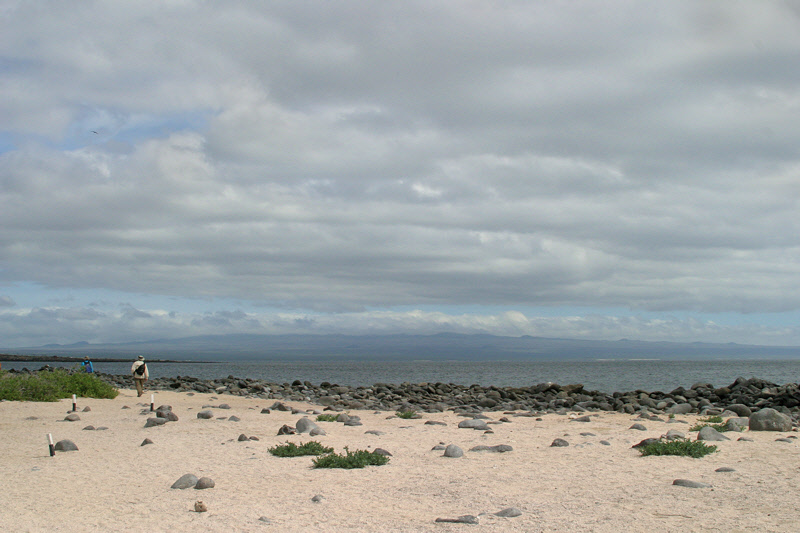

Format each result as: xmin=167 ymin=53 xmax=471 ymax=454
xmin=0 ymin=354 xmax=210 ymax=364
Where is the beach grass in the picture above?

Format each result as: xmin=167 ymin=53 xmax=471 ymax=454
xmin=311 ymin=446 xmax=390 ymax=469
xmin=268 ymin=441 xmax=334 ymax=457
xmin=0 ymin=368 xmax=119 ymax=401
xmin=637 ymin=438 xmax=718 ymax=458
xmin=316 ymin=413 xmax=340 ymax=422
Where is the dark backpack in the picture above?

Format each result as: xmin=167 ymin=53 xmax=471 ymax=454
xmin=135 ymin=363 xmax=147 ymax=376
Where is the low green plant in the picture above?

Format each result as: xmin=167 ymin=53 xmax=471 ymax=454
xmin=311 ymin=446 xmax=390 ymax=469
xmin=395 ymin=409 xmax=418 ymax=419
xmin=689 ymin=415 xmax=728 ymax=432
xmin=268 ymin=441 xmax=333 ymax=457
xmin=316 ymin=413 xmax=340 ymax=422
xmin=0 ymin=369 xmax=118 ymax=401
xmin=637 ymin=438 xmax=718 ymax=458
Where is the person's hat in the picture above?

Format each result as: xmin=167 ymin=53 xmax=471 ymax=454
xmin=84 ymin=356 xmax=89 ymax=360
xmin=137 ymin=355 xmax=144 ymax=360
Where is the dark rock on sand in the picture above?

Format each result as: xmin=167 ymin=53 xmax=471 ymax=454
xmin=295 ymin=417 xmax=319 ymax=434
xmin=469 ymin=444 xmax=513 ymax=453
xmin=195 ymin=477 xmax=215 ymax=489
xmin=494 ymin=507 xmax=523 ymax=517
xmin=277 ymin=424 xmax=296 ymax=435
xmin=144 ymin=417 xmax=167 ymax=428
xmin=172 ymin=474 xmax=199 ymax=489
xmin=715 ymin=467 xmax=736 ymax=472
xmin=458 ymin=419 xmax=489 ymax=430
xmin=83 ymin=425 xmax=95 ymax=431
xmin=196 ymin=410 xmax=214 ymax=419
xmin=374 ymin=448 xmax=392 ymax=456
xmin=309 ymin=427 xmax=326 ymax=437
xmin=443 ymin=444 xmax=463 ymax=458
xmin=237 ymin=434 xmax=249 ymax=441
xmin=64 ymin=414 xmax=81 ymax=422
xmin=54 ymin=439 xmax=78 ymax=452
xmin=141 ymin=438 xmax=154 ymax=446
xmin=435 ymin=515 xmax=479 ymax=524
xmin=311 ymin=494 xmax=325 ymax=503
xmin=749 ymin=408 xmax=792 ymax=431
xmin=673 ymin=479 xmax=711 ymax=488
xmin=697 ymin=426 xmax=729 ymax=441
xmin=632 ymin=438 xmax=660 ymax=448
xmin=629 ymin=423 xmax=647 ymax=431
xmin=228 ymin=415 xmax=240 ymax=422
xmin=550 ymin=438 xmax=569 ymax=447
xmin=82 ymin=406 xmax=91 ymax=412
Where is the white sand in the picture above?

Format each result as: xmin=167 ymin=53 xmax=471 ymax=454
xmin=2 ymin=389 xmax=799 ymax=532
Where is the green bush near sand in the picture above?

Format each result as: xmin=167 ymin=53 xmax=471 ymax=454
xmin=689 ymin=415 xmax=731 ymax=432
xmin=637 ymin=438 xmax=718 ymax=458
xmin=395 ymin=409 xmax=418 ymax=419
xmin=0 ymin=368 xmax=119 ymax=401
xmin=268 ymin=441 xmax=334 ymax=457
xmin=315 ymin=413 xmax=340 ymax=422
xmin=311 ymin=447 xmax=389 ymax=469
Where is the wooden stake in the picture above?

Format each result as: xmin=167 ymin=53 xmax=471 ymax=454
xmin=48 ymin=433 xmax=55 ymax=457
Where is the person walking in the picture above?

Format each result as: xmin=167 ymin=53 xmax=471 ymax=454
xmin=131 ymin=355 xmax=149 ymax=397
xmin=81 ymin=356 xmax=94 ymax=373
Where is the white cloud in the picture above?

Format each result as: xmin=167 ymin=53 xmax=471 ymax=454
xmin=2 ymin=2 xmax=800 ymax=346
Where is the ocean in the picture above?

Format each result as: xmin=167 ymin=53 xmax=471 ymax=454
xmin=3 ymin=358 xmax=799 ymax=393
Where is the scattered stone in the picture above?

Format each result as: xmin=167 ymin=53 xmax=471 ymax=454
xmin=144 ymin=417 xmax=167 ymax=428
xmin=260 ymin=408 xmax=271 ymax=414
xmin=277 ymin=424 xmax=296 ymax=435
xmin=571 ymin=415 xmax=592 ymax=422
xmin=632 ymin=438 xmax=660 ymax=448
xmin=249 ymin=436 xmax=260 ymax=441
xmin=425 ymin=420 xmax=447 ymax=426
xmin=726 ymin=404 xmax=752 ymax=417
xmin=258 ymin=517 xmax=271 ymax=524
xmin=311 ymin=494 xmax=325 ymax=503
xmin=228 ymin=415 xmax=240 ymax=422
xmin=550 ymin=438 xmax=569 ymax=447
xmin=218 ymin=403 xmax=231 ymax=409
xmin=374 ymin=448 xmax=393 ymax=456
xmin=82 ymin=425 xmax=95 ymax=431
xmin=196 ymin=410 xmax=214 ymax=419
xmin=629 ymin=423 xmax=647 ymax=431
xmin=665 ymin=429 xmax=685 ymax=440
xmin=296 ymin=417 xmax=320 ymax=434
xmin=195 ymin=477 xmax=215 ymax=489
xmin=141 ymin=438 xmax=154 ymax=446
xmin=469 ymin=444 xmax=513 ymax=453
xmin=600 ymin=440 xmax=611 ymax=446
xmin=715 ymin=467 xmax=736 ymax=472
xmin=171 ymin=474 xmax=199 ymax=489
xmin=580 ymin=432 xmax=596 ymax=437
xmin=82 ymin=406 xmax=91 ymax=412
xmin=156 ymin=410 xmax=179 ymax=422
xmin=673 ymin=479 xmax=711 ymax=488
xmin=121 ymin=406 xmax=130 ymax=410
xmin=270 ymin=402 xmax=292 ymax=411
xmin=238 ymin=434 xmax=249 ymax=441
xmin=194 ymin=500 xmax=207 ymax=513
xmin=775 ymin=437 xmax=794 ymax=443
xmin=435 ymin=515 xmax=479 ymax=524
xmin=309 ymin=427 xmax=327 ymax=436
xmin=54 ymin=439 xmax=78 ymax=452
xmin=697 ymin=426 xmax=730 ymax=442
xmin=738 ymin=436 xmax=754 ymax=442
xmin=494 ymin=507 xmax=523 ymax=518
xmin=443 ymin=444 xmax=463 ymax=458
xmin=458 ymin=419 xmax=490 ymax=431
xmin=749 ymin=408 xmax=792 ymax=432
xmin=344 ymin=418 xmax=363 ymax=426
xmin=64 ymin=414 xmax=81 ymax=422
xmin=96 ymin=426 xmax=109 ymax=430
xmin=365 ymin=430 xmax=385 ymax=435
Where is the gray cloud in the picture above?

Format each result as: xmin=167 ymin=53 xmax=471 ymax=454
xmin=1 ymin=2 xmax=800 ymax=345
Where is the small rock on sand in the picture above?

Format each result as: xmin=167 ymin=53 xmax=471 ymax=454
xmin=64 ymin=414 xmax=81 ymax=422
xmin=141 ymin=438 xmax=154 ymax=446
xmin=195 ymin=477 xmax=215 ymax=489
xmin=443 ymin=444 xmax=463 ymax=458
xmin=194 ymin=500 xmax=207 ymax=512
xmin=171 ymin=474 xmax=199 ymax=489
xmin=550 ymin=438 xmax=569 ymax=447
xmin=435 ymin=515 xmax=479 ymax=524
xmin=196 ymin=410 xmax=213 ymax=419
xmin=673 ymin=479 xmax=711 ymax=488
xmin=54 ymin=439 xmax=78 ymax=452
xmin=494 ymin=507 xmax=523 ymax=517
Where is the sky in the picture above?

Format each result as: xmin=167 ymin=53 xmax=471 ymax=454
xmin=2 ymin=1 xmax=800 ymax=349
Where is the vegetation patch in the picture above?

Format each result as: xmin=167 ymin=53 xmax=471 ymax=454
xmin=395 ymin=409 xmax=418 ymax=419
xmin=0 ymin=369 xmax=119 ymax=402
xmin=311 ymin=447 xmax=390 ymax=469
xmin=315 ymin=413 xmax=340 ymax=422
xmin=268 ymin=441 xmax=334 ymax=457
xmin=689 ymin=415 xmax=730 ymax=432
xmin=637 ymin=438 xmax=718 ymax=458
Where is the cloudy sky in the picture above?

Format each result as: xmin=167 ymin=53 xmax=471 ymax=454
xmin=2 ymin=1 xmax=800 ymax=348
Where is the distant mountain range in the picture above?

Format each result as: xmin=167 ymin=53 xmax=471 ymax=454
xmin=4 ymin=333 xmax=800 ymax=361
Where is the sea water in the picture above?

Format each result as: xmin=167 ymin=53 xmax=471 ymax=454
xmin=3 ymin=358 xmax=799 ymax=393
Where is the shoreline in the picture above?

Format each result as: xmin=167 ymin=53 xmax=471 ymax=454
xmin=89 ymin=372 xmax=800 ymax=425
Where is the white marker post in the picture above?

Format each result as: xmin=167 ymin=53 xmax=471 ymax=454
xmin=72 ymin=394 xmax=77 ymax=412
xmin=47 ymin=433 xmax=55 ymax=457
xmin=150 ymin=394 xmax=155 ymax=412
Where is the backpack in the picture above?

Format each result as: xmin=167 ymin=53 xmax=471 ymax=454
xmin=135 ymin=363 xmax=147 ymax=376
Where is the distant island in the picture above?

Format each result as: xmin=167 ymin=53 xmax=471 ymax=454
xmin=3 ymin=332 xmax=800 ymax=362
xmin=0 ymin=354 xmax=196 ymax=363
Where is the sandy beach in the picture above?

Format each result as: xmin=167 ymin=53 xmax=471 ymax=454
xmin=2 ymin=388 xmax=799 ymax=532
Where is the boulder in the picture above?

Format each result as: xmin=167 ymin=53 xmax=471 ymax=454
xmin=295 ymin=417 xmax=319 ymax=434
xmin=54 ymin=439 xmax=78 ymax=452
xmin=171 ymin=474 xmax=199 ymax=489
xmin=749 ymin=408 xmax=792 ymax=431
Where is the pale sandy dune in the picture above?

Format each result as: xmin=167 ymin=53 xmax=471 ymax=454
xmin=1 ymin=389 xmax=799 ymax=532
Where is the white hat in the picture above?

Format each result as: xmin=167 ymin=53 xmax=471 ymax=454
xmin=137 ymin=355 xmax=144 ymax=360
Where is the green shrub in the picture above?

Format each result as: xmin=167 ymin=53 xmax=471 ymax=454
xmin=311 ymin=447 xmax=389 ymax=469
xmin=637 ymin=438 xmax=718 ymax=458
xmin=268 ymin=441 xmax=333 ymax=457
xmin=0 ymin=369 xmax=118 ymax=401
xmin=395 ymin=409 xmax=418 ymax=419
xmin=316 ymin=413 xmax=340 ymax=422
xmin=689 ymin=415 xmax=728 ymax=432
